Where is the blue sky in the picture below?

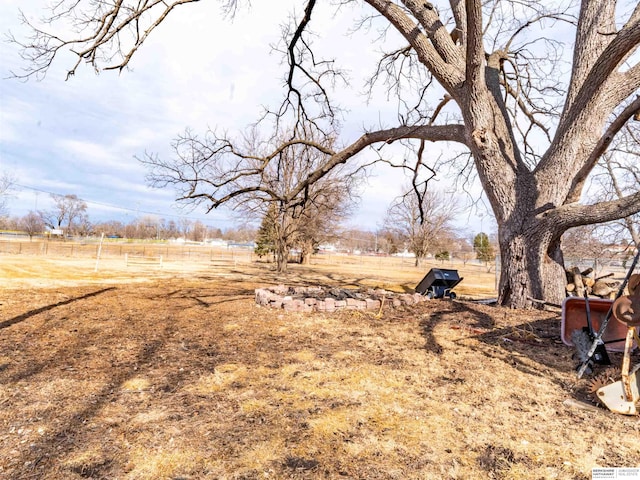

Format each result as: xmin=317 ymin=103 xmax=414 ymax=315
xmin=0 ymin=0 xmax=488 ymax=235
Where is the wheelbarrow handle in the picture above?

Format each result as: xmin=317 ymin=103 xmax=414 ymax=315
xmin=584 ymin=289 xmax=593 ymax=335
xmin=622 ymin=327 xmax=635 ymax=401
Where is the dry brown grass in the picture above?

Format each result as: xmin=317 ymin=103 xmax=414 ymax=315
xmin=0 ymin=250 xmax=638 ymax=479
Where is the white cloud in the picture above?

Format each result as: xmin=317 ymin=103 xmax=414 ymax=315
xmin=56 ymin=139 xmax=125 ymax=168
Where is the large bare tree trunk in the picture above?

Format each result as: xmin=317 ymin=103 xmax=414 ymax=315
xmin=299 ymin=238 xmax=314 ymax=265
xmin=498 ymin=216 xmax=567 ymax=307
xmin=275 ymin=241 xmax=288 ymax=273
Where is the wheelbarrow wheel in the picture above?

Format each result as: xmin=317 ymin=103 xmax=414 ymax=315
xmin=449 ymin=292 xmax=457 ymax=300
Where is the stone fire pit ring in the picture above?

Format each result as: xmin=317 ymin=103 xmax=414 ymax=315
xmin=255 ymin=285 xmax=429 ymax=312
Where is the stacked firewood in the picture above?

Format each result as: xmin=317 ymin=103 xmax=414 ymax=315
xmin=565 ymin=266 xmax=620 ymax=299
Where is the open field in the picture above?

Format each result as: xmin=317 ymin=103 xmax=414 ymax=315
xmin=0 ymin=247 xmax=638 ymax=479
xmin=0 ymin=239 xmax=499 ymax=297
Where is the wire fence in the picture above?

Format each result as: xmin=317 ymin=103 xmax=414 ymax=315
xmin=6 ymin=236 xmax=630 ymax=283
xmin=0 ymin=237 xmax=495 ymax=273
xmin=563 ymin=257 xmax=630 ymax=280
xmin=0 ymin=238 xmax=254 ymax=263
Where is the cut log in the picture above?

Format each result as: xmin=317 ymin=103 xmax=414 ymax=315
xmin=565 ymin=265 xmax=619 ymax=298
xmin=565 ymin=267 xmax=594 ymax=283
xmin=592 ymin=280 xmax=619 ymax=298
xmin=572 ymin=267 xmax=585 ymax=298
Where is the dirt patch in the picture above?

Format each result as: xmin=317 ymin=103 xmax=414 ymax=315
xmin=0 ymin=256 xmax=638 ymax=479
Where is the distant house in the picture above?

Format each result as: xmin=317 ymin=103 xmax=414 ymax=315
xmin=227 ymin=241 xmax=256 ymax=250
xmin=318 ymin=244 xmax=336 ymax=252
xmin=392 ymin=250 xmax=416 ymax=258
xmin=205 ymin=238 xmax=228 ymax=247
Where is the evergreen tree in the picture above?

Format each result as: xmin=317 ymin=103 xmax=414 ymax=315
xmin=474 ymin=233 xmax=495 ymax=263
xmin=254 ymin=206 xmax=276 ymax=259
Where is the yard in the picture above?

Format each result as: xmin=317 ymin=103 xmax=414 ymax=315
xmin=0 ymin=247 xmax=638 ymax=479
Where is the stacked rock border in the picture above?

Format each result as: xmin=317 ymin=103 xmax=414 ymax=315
xmin=255 ymin=285 xmax=429 ymax=312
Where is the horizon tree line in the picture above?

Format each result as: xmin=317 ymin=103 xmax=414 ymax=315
xmin=1 ymin=182 xmax=635 ymax=274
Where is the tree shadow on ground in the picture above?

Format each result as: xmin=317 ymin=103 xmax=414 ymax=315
xmin=0 ymin=287 xmax=116 ymax=330
xmin=262 ymin=271 xmax=374 ymax=290
xmin=418 ymin=299 xmax=495 ymax=355
xmin=6 ymin=320 xmax=198 ymax=479
xmin=148 ymin=281 xmax=257 ymax=308
xmin=417 ymin=300 xmax=591 ymax=395
xmin=201 ymin=262 xmax=420 ymax=295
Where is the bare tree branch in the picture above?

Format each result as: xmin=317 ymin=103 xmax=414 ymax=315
xmin=542 ymin=190 xmax=640 ymax=232
xmin=565 ymin=95 xmax=640 ymax=202
xmin=464 ymin=0 xmax=485 ymax=99
xmin=9 ymin=0 xmax=202 ymax=80
xmin=366 ymin=0 xmax=464 ymax=91
xmin=602 ymin=154 xmax=640 ymax=247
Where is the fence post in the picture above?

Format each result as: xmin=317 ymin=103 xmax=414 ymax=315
xmin=95 ymin=233 xmax=105 ymax=272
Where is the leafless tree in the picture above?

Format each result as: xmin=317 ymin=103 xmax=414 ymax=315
xmin=156 ymin=127 xmax=358 ymax=272
xmin=224 ymin=225 xmax=258 ymax=243
xmin=131 ymin=215 xmax=159 ymax=239
xmin=11 ymin=0 xmax=640 ymax=308
xmin=288 ymin=183 xmax=354 ymax=267
xmin=163 ymin=220 xmax=180 ymax=239
xmin=0 ymin=173 xmax=15 ymax=217
xmin=384 ymin=188 xmax=459 ymax=267
xmin=562 ymin=225 xmax=607 ymax=262
xmin=93 ymin=220 xmax=126 ymax=238
xmin=39 ymin=193 xmax=88 ymax=235
xmin=73 ymin=213 xmax=93 ymax=237
xmin=18 ymin=211 xmax=45 ymax=240
xmin=291 ymin=165 xmax=355 ymax=266
xmin=375 ymin=228 xmax=402 ymax=255
xmin=589 ymin=125 xmax=640 ymax=248
xmin=336 ymin=228 xmax=376 ymax=254
xmin=177 ymin=218 xmax=192 ymax=239
xmin=457 ymin=238 xmax=475 ymax=266
xmin=122 ymin=222 xmax=136 ymax=239
xmin=189 ymin=221 xmax=207 ymax=242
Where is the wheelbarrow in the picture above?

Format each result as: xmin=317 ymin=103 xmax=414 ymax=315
xmin=415 ymin=268 xmax=463 ymax=299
